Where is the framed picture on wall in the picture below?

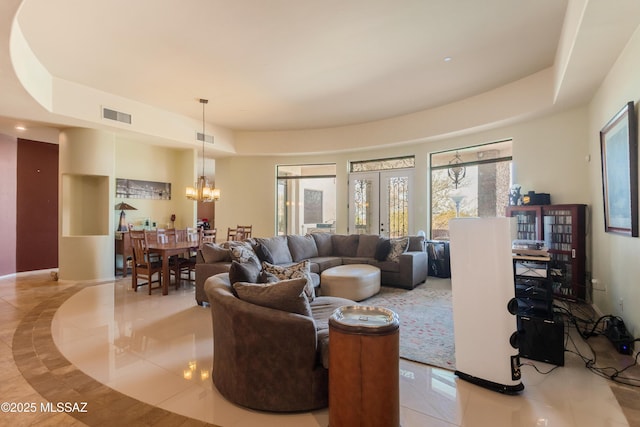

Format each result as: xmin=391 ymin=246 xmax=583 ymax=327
xmin=116 ymin=178 xmax=172 ymax=200
xmin=599 ymin=101 xmax=638 ymax=237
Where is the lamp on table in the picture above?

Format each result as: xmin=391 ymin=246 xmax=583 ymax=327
xmin=115 ymin=202 xmax=137 ymax=232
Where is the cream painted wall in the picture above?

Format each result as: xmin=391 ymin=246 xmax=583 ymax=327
xmin=588 ymin=25 xmax=640 ymax=338
xmin=59 ymin=128 xmax=115 ymax=281
xmin=115 ymin=138 xmax=197 ymax=229
xmin=55 ymin=129 xmax=199 ymax=281
xmin=215 ymin=106 xmax=589 ymax=243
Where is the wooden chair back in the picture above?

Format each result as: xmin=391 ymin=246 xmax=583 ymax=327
xmin=175 ymin=228 xmax=189 ymax=243
xmin=144 ymin=229 xmax=158 ymax=244
xmin=185 ymin=227 xmax=200 ymax=245
xmin=129 ymin=230 xmax=163 ymax=294
xmin=202 ymin=228 xmax=217 ymax=244
xmin=129 ymin=230 xmax=148 ymax=266
xmin=236 ymin=225 xmax=252 ymax=240
xmin=156 ymin=228 xmax=177 ymax=244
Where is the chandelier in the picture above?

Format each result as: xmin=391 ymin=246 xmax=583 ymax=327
xmin=186 ymin=99 xmax=220 ymax=203
xmin=448 ymin=151 xmax=466 ymax=189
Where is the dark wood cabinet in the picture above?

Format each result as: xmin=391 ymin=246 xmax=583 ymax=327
xmin=115 ymin=231 xmax=132 ymax=277
xmin=506 ymin=204 xmax=587 ymax=301
xmin=506 ymin=205 xmax=543 ymax=240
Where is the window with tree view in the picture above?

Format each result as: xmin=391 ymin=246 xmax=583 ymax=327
xmin=430 ymin=140 xmax=512 ymax=239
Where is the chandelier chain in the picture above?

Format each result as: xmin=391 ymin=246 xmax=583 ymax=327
xmin=200 ymin=98 xmax=208 ymax=177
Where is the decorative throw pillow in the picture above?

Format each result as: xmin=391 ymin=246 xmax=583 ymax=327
xmin=253 ymin=242 xmax=274 ymax=264
xmin=386 ymin=237 xmax=409 ymax=262
xmin=228 ymin=258 xmax=261 ymax=286
xmin=200 ymin=242 xmax=230 ymax=263
xmin=262 ymin=260 xmax=315 ymax=302
xmin=259 ymin=270 xmax=280 ymax=283
xmin=407 ymin=235 xmax=425 ymax=252
xmin=233 ymin=278 xmax=312 ymax=317
xmin=375 ymin=238 xmax=391 ymax=261
xmin=227 ymin=241 xmax=260 ymax=265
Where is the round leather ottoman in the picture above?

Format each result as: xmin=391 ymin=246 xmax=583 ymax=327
xmin=320 ymin=264 xmax=380 ymax=301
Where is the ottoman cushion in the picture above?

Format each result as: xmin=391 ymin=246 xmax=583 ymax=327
xmin=321 ymin=264 xmax=381 ymax=301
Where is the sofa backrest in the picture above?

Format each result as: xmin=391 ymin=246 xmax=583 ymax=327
xmin=356 ymin=234 xmax=381 ymax=258
xmin=311 ymin=233 xmax=333 ymax=257
xmin=255 ymin=236 xmax=293 ymax=264
xmin=331 ymin=234 xmax=360 ymax=257
xmin=287 ymin=234 xmax=319 ymax=262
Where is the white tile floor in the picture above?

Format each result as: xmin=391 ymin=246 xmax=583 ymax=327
xmin=48 ymin=278 xmax=629 ymax=427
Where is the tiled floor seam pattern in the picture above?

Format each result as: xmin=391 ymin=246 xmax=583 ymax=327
xmin=11 ymin=282 xmax=220 ymax=427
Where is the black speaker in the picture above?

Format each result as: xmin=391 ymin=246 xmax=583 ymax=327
xmin=517 ymin=315 xmax=565 ymax=366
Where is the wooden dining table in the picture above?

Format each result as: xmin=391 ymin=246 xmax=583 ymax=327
xmin=146 ymin=240 xmax=199 ymax=295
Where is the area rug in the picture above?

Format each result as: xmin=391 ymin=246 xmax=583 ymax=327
xmin=365 ymin=279 xmax=456 ymax=371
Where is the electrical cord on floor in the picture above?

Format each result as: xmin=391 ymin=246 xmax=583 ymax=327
xmin=553 ymin=303 xmax=613 ymax=339
xmin=610 ymin=345 xmax=640 ymax=381
xmin=518 ymin=361 xmax=561 ymax=375
xmin=556 ymin=302 xmax=640 ymax=388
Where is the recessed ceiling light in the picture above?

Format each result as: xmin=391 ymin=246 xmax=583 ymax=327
xmin=444 ymin=57 xmax=453 ymax=62
xmin=15 ymin=125 xmax=26 ymax=131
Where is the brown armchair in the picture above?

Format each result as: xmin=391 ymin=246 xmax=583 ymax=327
xmin=204 ymin=273 xmax=345 ymax=412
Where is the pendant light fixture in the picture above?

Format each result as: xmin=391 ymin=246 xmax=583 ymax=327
xmin=186 ymin=98 xmax=220 ymax=203
xmin=447 ymin=151 xmax=466 ymax=189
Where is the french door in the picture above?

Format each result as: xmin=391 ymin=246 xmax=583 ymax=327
xmin=348 ymin=169 xmax=413 ymax=237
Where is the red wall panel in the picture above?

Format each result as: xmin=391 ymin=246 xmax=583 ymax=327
xmin=16 ymin=139 xmax=58 ymax=272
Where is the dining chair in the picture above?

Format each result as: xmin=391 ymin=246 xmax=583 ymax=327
xmin=202 ymin=228 xmax=217 ymax=244
xmin=227 ymin=227 xmax=237 ymax=241
xmin=236 ymin=224 xmax=252 ymax=239
xmin=176 ymin=228 xmax=188 ymax=243
xmin=156 ymin=229 xmax=186 ymax=290
xmin=179 ymin=227 xmax=199 ymax=283
xmin=129 ymin=230 xmax=163 ymax=294
xmin=143 ymin=229 xmax=161 ymax=262
xmin=156 ymin=228 xmax=177 ymax=244
xmin=186 ymin=227 xmax=200 ymax=247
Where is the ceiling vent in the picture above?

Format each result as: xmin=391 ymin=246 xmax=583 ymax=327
xmin=196 ymin=132 xmax=214 ymax=144
xmin=102 ymin=107 xmax=132 ymax=124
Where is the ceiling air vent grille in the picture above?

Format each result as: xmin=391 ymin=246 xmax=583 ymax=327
xmin=102 ymin=107 xmax=132 ymax=124
xmin=196 ymin=132 xmax=214 ymax=144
